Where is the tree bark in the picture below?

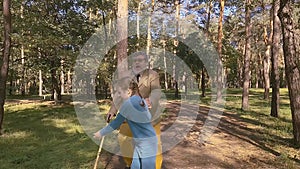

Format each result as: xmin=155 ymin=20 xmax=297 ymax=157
xmin=39 ymin=70 xmax=43 ymax=96
xmin=271 ymin=0 xmax=281 ymax=117
xmin=117 ymin=0 xmax=128 ymax=78
xmin=242 ymin=0 xmax=252 ymax=111
xmin=50 ymin=61 xmax=61 ymax=101
xmin=278 ymin=0 xmax=300 ymax=145
xmin=202 ymin=0 xmax=213 ymax=97
xmin=173 ymin=0 xmax=180 ymax=99
xmin=263 ymin=23 xmax=271 ymax=99
xmin=147 ymin=0 xmax=155 ymax=68
xmin=217 ymin=0 xmax=225 ymax=103
xmin=162 ymin=24 xmax=168 ymax=90
xmin=60 ymin=61 xmax=65 ymax=94
xmin=0 ymin=0 xmax=12 ymax=134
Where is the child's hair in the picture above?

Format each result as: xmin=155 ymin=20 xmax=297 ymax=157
xmin=115 ymin=77 xmax=145 ymax=107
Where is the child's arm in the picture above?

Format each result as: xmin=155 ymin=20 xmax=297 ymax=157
xmin=94 ymin=112 xmax=126 ymax=138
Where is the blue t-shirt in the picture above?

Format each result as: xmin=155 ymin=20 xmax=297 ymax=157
xmin=100 ymin=95 xmax=156 ymax=139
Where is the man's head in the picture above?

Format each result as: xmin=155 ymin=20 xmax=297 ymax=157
xmin=131 ymin=51 xmax=148 ymax=74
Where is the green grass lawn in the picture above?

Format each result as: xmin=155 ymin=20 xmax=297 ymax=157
xmin=0 ymin=88 xmax=299 ymax=168
xmin=0 ymin=102 xmax=100 ymax=169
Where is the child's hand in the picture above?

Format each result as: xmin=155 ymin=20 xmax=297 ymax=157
xmin=93 ymin=131 xmax=102 ymax=139
xmin=145 ymin=98 xmax=152 ymax=109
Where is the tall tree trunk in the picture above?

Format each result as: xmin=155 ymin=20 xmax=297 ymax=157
xmin=263 ymin=17 xmax=272 ymax=99
xmin=21 ymin=45 xmax=26 ymax=95
xmin=257 ymin=52 xmax=263 ymax=88
xmin=201 ymin=68 xmax=206 ymax=97
xmin=202 ymin=0 xmax=213 ymax=97
xmin=39 ymin=70 xmax=43 ymax=96
xmin=0 ymin=0 xmax=11 ymax=134
xmin=162 ymin=24 xmax=168 ymax=90
xmin=60 ymin=60 xmax=65 ymax=94
xmin=38 ymin=48 xmax=43 ymax=96
xmin=50 ymin=62 xmax=61 ymax=101
xmin=173 ymin=0 xmax=180 ymax=99
xmin=147 ymin=0 xmax=155 ymax=68
xmin=117 ymin=0 xmax=128 ymax=78
xmin=217 ymin=0 xmax=225 ymax=103
xmin=278 ymin=0 xmax=300 ymax=145
xmin=136 ymin=2 xmax=141 ymax=50
xmin=271 ymin=0 xmax=281 ymax=117
xmin=242 ymin=0 xmax=252 ymax=111
xmin=20 ymin=5 xmax=26 ymax=96
xmin=67 ymin=70 xmax=71 ymax=94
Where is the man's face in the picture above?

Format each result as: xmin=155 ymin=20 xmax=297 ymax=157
xmin=132 ymin=55 xmax=147 ymax=73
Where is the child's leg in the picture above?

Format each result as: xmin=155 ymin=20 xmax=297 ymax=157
xmin=141 ymin=156 xmax=156 ymax=169
xmin=130 ymin=150 xmax=141 ymax=169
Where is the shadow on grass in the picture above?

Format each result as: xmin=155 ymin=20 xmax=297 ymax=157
xmin=0 ymin=103 xmax=108 ymax=169
xmin=161 ymin=99 xmax=299 ymax=167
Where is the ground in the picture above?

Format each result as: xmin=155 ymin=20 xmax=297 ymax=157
xmin=97 ymin=100 xmax=297 ymax=169
xmin=4 ymin=98 xmax=299 ymax=169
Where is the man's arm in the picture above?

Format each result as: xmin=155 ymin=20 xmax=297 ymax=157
xmin=149 ymin=71 xmax=162 ymax=122
xmin=106 ymin=92 xmax=123 ymax=122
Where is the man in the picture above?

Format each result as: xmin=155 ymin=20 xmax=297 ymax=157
xmin=107 ymin=51 xmax=163 ymax=169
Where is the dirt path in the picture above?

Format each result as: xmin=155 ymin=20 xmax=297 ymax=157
xmin=6 ymin=99 xmax=295 ymax=168
xmin=97 ymin=100 xmax=293 ymax=169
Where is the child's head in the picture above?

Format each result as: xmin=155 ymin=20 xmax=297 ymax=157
xmin=115 ymin=77 xmax=131 ymax=100
xmin=115 ymin=77 xmax=145 ymax=106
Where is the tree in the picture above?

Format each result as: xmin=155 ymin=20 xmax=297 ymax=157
xmin=262 ymin=1 xmax=272 ymax=100
xmin=117 ymin=0 xmax=128 ymax=77
xmin=216 ymin=0 xmax=225 ymax=103
xmin=278 ymin=0 xmax=300 ymax=145
xmin=271 ymin=0 xmax=281 ymax=117
xmin=242 ymin=0 xmax=252 ymax=110
xmin=0 ymin=0 xmax=11 ymax=134
xmin=202 ymin=0 xmax=213 ymax=97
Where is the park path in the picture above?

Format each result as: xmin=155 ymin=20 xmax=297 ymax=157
xmin=97 ymin=100 xmax=286 ymax=169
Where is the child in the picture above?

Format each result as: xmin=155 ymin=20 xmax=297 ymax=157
xmin=93 ymin=78 xmax=158 ymax=169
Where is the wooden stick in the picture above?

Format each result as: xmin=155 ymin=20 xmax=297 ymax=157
xmin=93 ymin=135 xmax=105 ymax=169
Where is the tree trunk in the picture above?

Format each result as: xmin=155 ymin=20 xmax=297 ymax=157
xmin=117 ymin=0 xmax=128 ymax=78
xmin=50 ymin=63 xmax=61 ymax=101
xmin=271 ymin=0 xmax=281 ymax=117
xmin=66 ymin=70 xmax=71 ymax=94
xmin=217 ymin=0 xmax=225 ymax=103
xmin=147 ymin=0 xmax=155 ymax=68
xmin=136 ymin=2 xmax=141 ymax=50
xmin=202 ymin=0 xmax=213 ymax=97
xmin=278 ymin=0 xmax=300 ymax=145
xmin=0 ymin=0 xmax=12 ymax=134
xmin=60 ymin=61 xmax=65 ymax=94
xmin=242 ymin=0 xmax=252 ymax=111
xmin=162 ymin=24 xmax=168 ymax=90
xmin=201 ymin=68 xmax=206 ymax=97
xmin=173 ymin=0 xmax=180 ymax=99
xmin=20 ymin=45 xmax=26 ymax=95
xmin=263 ymin=23 xmax=271 ymax=99
xmin=39 ymin=70 xmax=43 ymax=96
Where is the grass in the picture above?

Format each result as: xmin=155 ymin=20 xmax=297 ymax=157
xmin=1 ymin=88 xmax=300 ymax=168
xmin=0 ymin=102 xmax=101 ymax=169
xmin=200 ymin=88 xmax=299 ymax=168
